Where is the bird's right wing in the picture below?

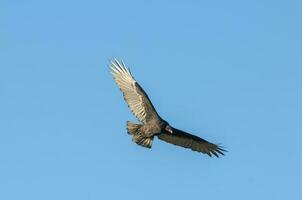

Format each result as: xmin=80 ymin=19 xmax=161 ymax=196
xmin=158 ymin=128 xmax=226 ymax=157
xmin=110 ymin=59 xmax=160 ymax=123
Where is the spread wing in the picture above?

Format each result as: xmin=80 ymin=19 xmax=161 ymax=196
xmin=110 ymin=59 xmax=160 ymax=123
xmin=158 ymin=128 xmax=226 ymax=157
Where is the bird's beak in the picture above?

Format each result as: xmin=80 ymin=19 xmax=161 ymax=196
xmin=165 ymin=125 xmax=173 ymax=134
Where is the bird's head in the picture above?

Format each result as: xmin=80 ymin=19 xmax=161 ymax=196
xmin=165 ymin=125 xmax=173 ymax=134
xmin=162 ymin=121 xmax=173 ymax=134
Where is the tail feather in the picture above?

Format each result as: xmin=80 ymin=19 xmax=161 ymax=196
xmin=126 ymin=121 xmax=153 ymax=148
xmin=126 ymin=121 xmax=141 ymax=135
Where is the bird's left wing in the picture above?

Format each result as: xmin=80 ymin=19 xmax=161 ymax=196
xmin=158 ymin=128 xmax=226 ymax=157
xmin=110 ymin=59 xmax=160 ymax=123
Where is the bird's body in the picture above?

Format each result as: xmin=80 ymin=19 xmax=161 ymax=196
xmin=139 ymin=120 xmax=162 ymax=137
xmin=110 ymin=59 xmax=226 ymax=157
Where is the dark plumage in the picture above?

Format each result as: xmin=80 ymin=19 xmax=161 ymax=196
xmin=110 ymin=59 xmax=226 ymax=157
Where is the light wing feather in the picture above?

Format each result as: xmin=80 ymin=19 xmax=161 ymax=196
xmin=110 ymin=59 xmax=160 ymax=123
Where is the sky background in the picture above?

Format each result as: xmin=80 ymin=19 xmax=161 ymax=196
xmin=1 ymin=0 xmax=302 ymax=199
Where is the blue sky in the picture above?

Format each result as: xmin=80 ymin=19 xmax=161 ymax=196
xmin=1 ymin=0 xmax=302 ymax=199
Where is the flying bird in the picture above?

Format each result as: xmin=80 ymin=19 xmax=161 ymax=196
xmin=110 ymin=59 xmax=226 ymax=157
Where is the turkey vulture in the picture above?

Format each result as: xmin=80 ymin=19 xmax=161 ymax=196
xmin=110 ymin=59 xmax=226 ymax=157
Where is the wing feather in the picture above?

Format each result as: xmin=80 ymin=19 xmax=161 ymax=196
xmin=158 ymin=128 xmax=226 ymax=157
xmin=110 ymin=59 xmax=160 ymax=123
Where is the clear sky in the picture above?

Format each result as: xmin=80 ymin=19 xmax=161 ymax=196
xmin=1 ymin=0 xmax=302 ymax=199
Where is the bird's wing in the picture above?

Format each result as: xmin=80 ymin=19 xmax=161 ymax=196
xmin=110 ymin=59 xmax=160 ymax=123
xmin=158 ymin=128 xmax=226 ymax=157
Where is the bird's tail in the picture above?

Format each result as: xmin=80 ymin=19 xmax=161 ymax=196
xmin=126 ymin=121 xmax=142 ymax=135
xmin=126 ymin=121 xmax=153 ymax=148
